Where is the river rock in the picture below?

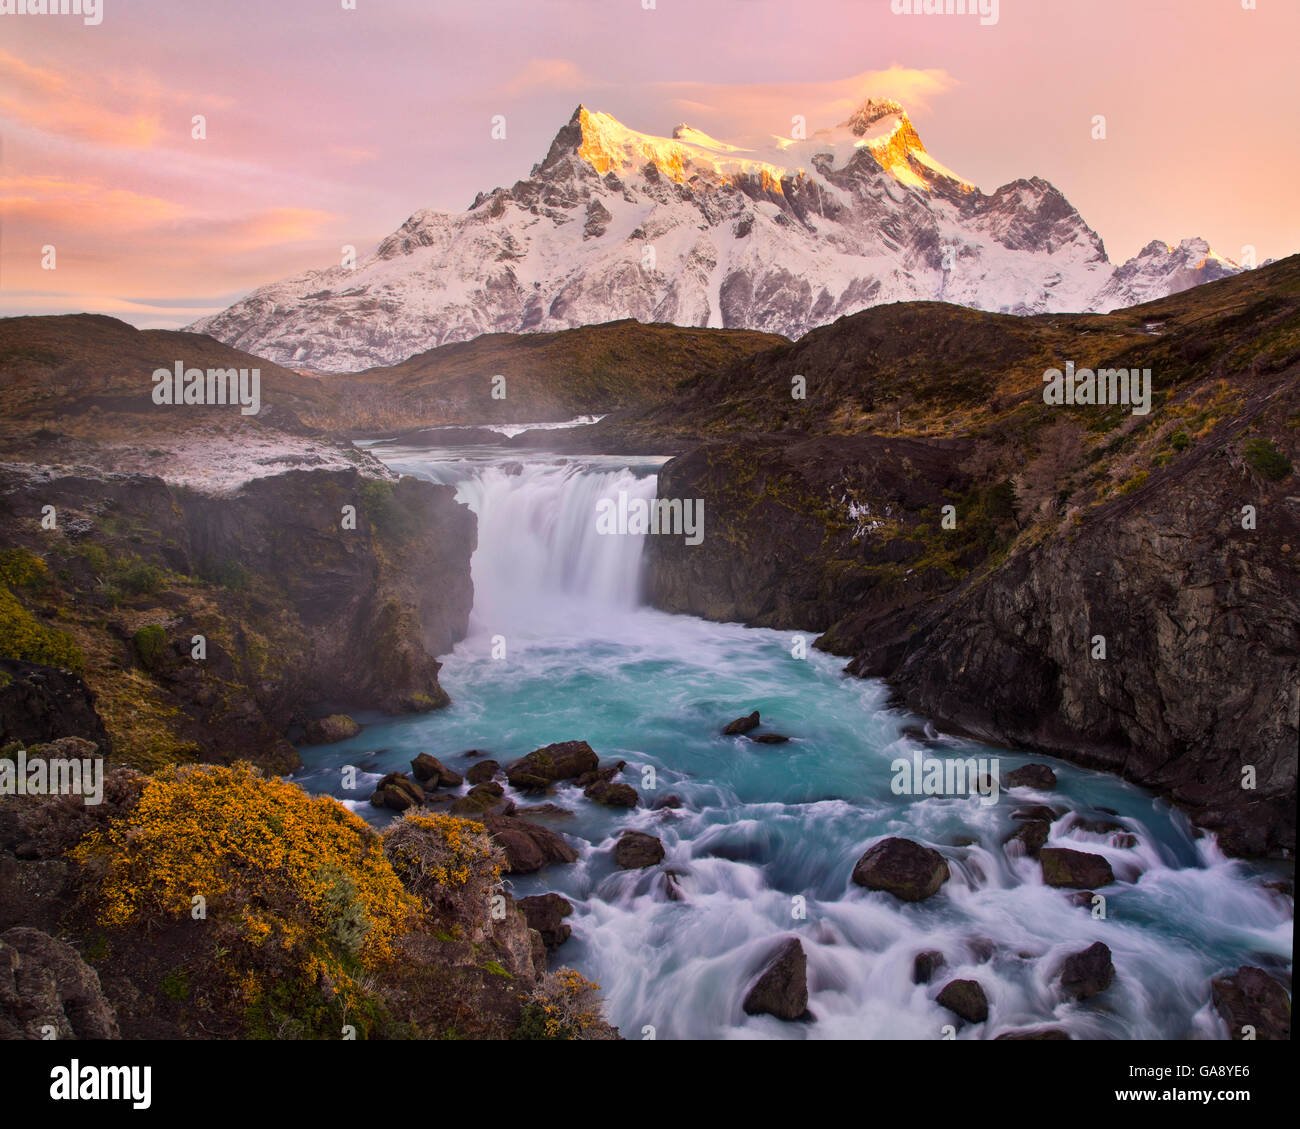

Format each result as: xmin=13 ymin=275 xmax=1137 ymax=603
xmin=1211 ymin=966 xmax=1291 ymax=1040
xmin=1059 ymin=941 xmax=1114 ymax=1000
xmin=1068 ymin=814 xmax=1126 ymax=834
xmin=1039 ymin=847 xmax=1114 ymax=889
xmin=613 ymin=830 xmax=665 ymax=869
xmin=852 ymin=837 xmax=950 ymax=901
xmin=450 ymin=781 xmax=513 ymax=817
xmin=936 ymin=978 xmax=988 ymax=1024
xmin=748 ymin=733 xmax=790 ymax=744
xmin=1004 ymin=764 xmax=1057 ymax=790
xmin=482 ymin=815 xmax=578 ymax=874
xmin=410 ymin=753 xmax=462 ymax=788
xmin=370 ymin=771 xmax=424 ymax=811
xmin=1007 ymin=819 xmax=1051 ymax=857
xmin=517 ymin=893 xmax=573 ymax=949
xmin=650 ymin=794 xmax=683 ymax=810
xmin=995 ymin=1027 xmax=1071 ymax=1040
xmin=1012 ymin=805 xmax=1064 ymax=822
xmin=912 ymin=950 xmax=945 ymax=985
xmin=302 ymin=713 xmax=361 ymax=744
xmin=504 ymin=740 xmax=599 ymax=791
xmin=465 ymin=759 xmax=501 ymax=785
xmin=742 ymin=937 xmax=810 ymax=1021
xmin=584 ymin=780 xmax=639 ymax=807
xmin=723 ymin=711 xmax=760 ymax=735
xmin=514 ymin=803 xmax=572 ymax=819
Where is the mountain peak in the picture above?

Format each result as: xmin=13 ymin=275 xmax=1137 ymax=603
xmin=840 ymin=97 xmax=909 ymax=137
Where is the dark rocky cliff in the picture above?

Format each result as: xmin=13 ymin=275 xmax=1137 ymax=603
xmin=642 ymin=258 xmax=1300 ymax=857
xmin=0 ymin=466 xmax=475 ymax=772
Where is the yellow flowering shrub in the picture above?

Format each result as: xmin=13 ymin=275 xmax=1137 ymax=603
xmin=71 ymin=763 xmax=417 ymax=1036
xmin=515 ymin=968 xmax=608 ymax=1040
xmin=383 ymin=811 xmax=503 ymax=892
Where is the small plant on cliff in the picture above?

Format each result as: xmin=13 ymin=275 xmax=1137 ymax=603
xmin=71 ymin=763 xmax=415 ymax=1037
xmin=382 ymin=812 xmax=504 ymax=931
xmin=132 ymin=624 xmax=168 ymax=670
xmin=513 ymin=969 xmax=607 ymax=1040
xmin=0 ymin=548 xmax=50 ymax=593
xmin=359 ymin=478 xmax=417 ymax=539
xmin=1243 ymin=437 xmax=1292 ymax=481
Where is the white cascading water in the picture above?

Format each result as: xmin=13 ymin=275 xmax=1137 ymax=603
xmin=454 ymin=463 xmax=658 ymax=633
xmin=304 ymin=447 xmax=1293 ymax=1040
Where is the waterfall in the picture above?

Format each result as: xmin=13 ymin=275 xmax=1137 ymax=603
xmin=448 ymin=462 xmax=659 ymax=635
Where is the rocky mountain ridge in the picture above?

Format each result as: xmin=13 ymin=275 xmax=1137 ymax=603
xmin=189 ymin=99 xmax=1241 ymax=373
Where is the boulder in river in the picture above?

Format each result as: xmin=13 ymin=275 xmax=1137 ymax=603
xmin=748 ymin=733 xmax=790 ymax=745
xmin=465 ymin=759 xmax=501 ymax=785
xmin=584 ymin=780 xmax=639 ymax=807
xmin=650 ymin=794 xmax=683 ymax=810
xmin=613 ymin=830 xmax=665 ymax=870
xmin=1004 ymin=763 xmax=1057 ymax=790
xmin=1059 ymin=941 xmax=1114 ymax=1000
xmin=1039 ymin=847 xmax=1114 ymax=889
xmin=723 ymin=711 xmax=760 ymax=735
xmin=1211 ymin=966 xmax=1291 ymax=1040
xmin=1007 ymin=819 xmax=1051 ymax=857
xmin=504 ymin=740 xmax=599 ymax=791
xmin=482 ymin=815 xmax=578 ymax=874
xmin=518 ymin=893 xmax=573 ymax=950
xmin=742 ymin=937 xmax=810 ymax=1021
xmin=302 ymin=714 xmax=361 ymax=744
xmin=995 ymin=1027 xmax=1071 ymax=1040
xmin=369 ymin=771 xmax=424 ymax=811
xmin=912 ymin=950 xmax=945 ymax=985
xmin=450 ymin=781 xmax=514 ymax=817
xmin=410 ymin=753 xmax=463 ymax=788
xmin=852 ymin=837 xmax=950 ymax=902
xmin=936 ymin=979 xmax=988 ymax=1024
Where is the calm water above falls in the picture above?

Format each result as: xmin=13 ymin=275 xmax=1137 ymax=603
xmin=294 ymin=446 xmax=1293 ymax=1040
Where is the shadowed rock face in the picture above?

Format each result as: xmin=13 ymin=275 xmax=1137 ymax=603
xmin=0 ymin=466 xmax=475 ymax=772
xmin=0 ymin=927 xmax=119 ymax=1040
xmin=887 ymin=440 xmax=1299 ymax=857
xmin=0 ymin=661 xmax=111 ymax=754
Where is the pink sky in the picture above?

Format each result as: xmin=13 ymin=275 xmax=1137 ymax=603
xmin=2 ymin=0 xmax=1297 ymax=329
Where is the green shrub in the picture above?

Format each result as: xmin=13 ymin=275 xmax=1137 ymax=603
xmin=197 ymin=555 xmax=250 ymax=591
xmin=0 ymin=586 xmax=84 ymax=670
xmin=133 ymin=624 xmax=168 ymax=670
xmin=1243 ymin=438 xmax=1292 ymax=481
xmin=111 ymin=558 xmax=166 ymax=596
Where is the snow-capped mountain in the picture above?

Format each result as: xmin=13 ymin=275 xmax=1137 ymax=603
xmin=190 ymin=100 xmax=1242 ymax=373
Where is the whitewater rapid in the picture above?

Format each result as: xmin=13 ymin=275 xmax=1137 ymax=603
xmin=294 ymin=446 xmax=1293 ymax=1039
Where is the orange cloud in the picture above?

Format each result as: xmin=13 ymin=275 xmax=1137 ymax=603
xmin=652 ymin=65 xmax=960 ymax=134
xmin=0 ymin=50 xmax=164 ymax=147
xmin=505 ymin=58 xmax=591 ymax=95
xmin=0 ymin=175 xmax=187 ymax=228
